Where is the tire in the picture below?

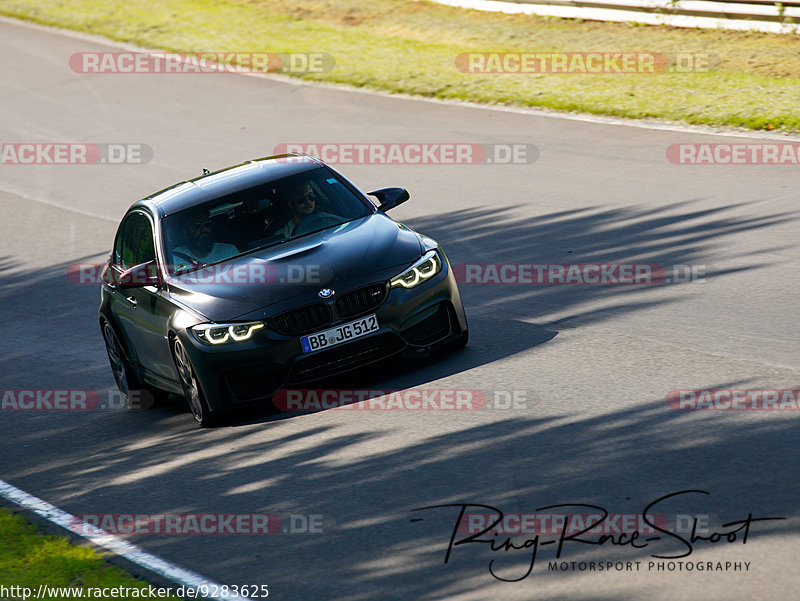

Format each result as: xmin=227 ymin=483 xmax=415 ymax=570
xmin=101 ymin=320 xmax=163 ymax=410
xmin=172 ymin=338 xmax=218 ymax=427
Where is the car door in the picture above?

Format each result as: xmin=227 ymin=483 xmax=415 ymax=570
xmin=109 ymin=211 xmax=176 ymax=382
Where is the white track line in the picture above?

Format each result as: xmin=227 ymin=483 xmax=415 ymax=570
xmin=2 ymin=14 xmax=799 ymax=142
xmin=0 ymin=479 xmax=253 ymax=601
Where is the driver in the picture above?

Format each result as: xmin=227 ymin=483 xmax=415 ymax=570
xmin=171 ymin=207 xmax=239 ymax=273
xmin=277 ymin=181 xmax=318 ymax=239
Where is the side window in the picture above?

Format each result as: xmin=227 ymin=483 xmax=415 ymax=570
xmin=137 ymin=216 xmax=156 ymax=264
xmin=113 ymin=221 xmax=126 ymax=266
xmin=115 ymin=212 xmax=155 ymax=269
xmin=114 ymin=216 xmax=136 ymax=269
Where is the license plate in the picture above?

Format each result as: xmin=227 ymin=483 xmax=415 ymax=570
xmin=301 ymin=314 xmax=379 ymax=353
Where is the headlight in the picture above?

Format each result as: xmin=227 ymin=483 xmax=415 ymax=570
xmin=190 ymin=321 xmax=264 ymax=345
xmin=390 ymin=250 xmax=442 ymax=289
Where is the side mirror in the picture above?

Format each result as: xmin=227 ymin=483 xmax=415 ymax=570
xmin=369 ymin=187 xmax=410 ymax=212
xmin=117 ymin=260 xmax=160 ymax=288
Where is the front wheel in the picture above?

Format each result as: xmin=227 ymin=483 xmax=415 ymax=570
xmin=102 ymin=321 xmax=162 ymax=409
xmin=172 ymin=338 xmax=217 ymax=427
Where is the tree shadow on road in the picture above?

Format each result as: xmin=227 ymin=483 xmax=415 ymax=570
xmin=0 ymin=199 xmax=797 ymax=600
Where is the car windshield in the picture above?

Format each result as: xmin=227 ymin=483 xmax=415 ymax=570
xmin=161 ymin=167 xmax=373 ymax=275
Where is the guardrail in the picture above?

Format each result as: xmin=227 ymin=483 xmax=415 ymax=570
xmin=433 ymin=0 xmax=800 ymax=33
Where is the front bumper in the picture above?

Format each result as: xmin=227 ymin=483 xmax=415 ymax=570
xmin=176 ymin=259 xmax=467 ymax=412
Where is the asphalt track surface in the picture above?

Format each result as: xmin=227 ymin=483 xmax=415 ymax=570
xmin=1 ymin=17 xmax=799 ymax=601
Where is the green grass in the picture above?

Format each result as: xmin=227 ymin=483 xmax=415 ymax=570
xmin=1 ymin=0 xmax=800 ymax=131
xmin=0 ymin=507 xmax=174 ymax=599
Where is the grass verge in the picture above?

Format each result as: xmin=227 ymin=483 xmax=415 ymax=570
xmin=1 ymin=0 xmax=799 ymax=131
xmin=0 ymin=507 xmax=175 ymax=599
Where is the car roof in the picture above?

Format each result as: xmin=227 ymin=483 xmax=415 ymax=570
xmin=133 ymin=154 xmax=325 ymax=218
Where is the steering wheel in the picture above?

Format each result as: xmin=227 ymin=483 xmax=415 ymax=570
xmin=172 ymin=250 xmax=204 ymax=273
xmin=292 ymin=212 xmax=341 ymax=236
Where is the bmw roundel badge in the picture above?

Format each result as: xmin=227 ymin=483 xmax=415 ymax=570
xmin=318 ymin=288 xmax=335 ymax=298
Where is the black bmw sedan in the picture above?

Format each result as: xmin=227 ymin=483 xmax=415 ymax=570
xmin=99 ymin=154 xmax=468 ymax=426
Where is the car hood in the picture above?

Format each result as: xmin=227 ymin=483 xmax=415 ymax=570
xmin=166 ymin=213 xmax=424 ymax=321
